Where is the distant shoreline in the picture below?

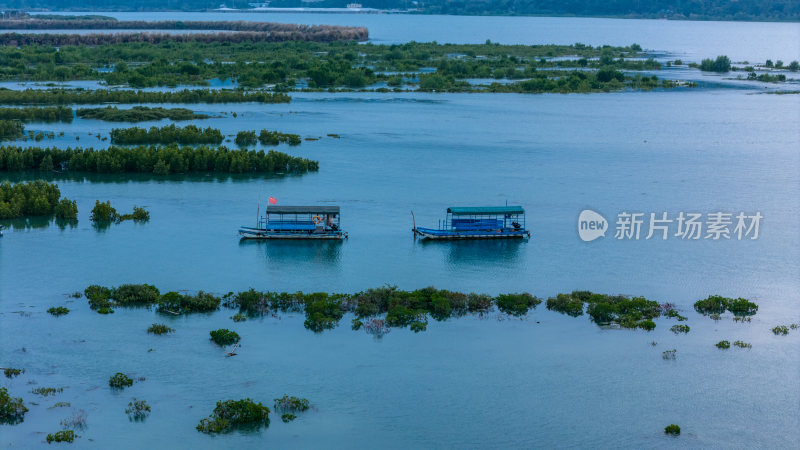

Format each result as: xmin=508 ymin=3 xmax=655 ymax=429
xmin=20 ymin=9 xmax=800 ymax=23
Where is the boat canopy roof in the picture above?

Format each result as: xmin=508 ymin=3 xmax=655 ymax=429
xmin=267 ymin=205 xmax=340 ymax=215
xmin=447 ymin=206 xmax=525 ymax=216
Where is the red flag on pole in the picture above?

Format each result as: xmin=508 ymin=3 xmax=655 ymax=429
xmin=268 ymin=197 xmax=277 ymax=205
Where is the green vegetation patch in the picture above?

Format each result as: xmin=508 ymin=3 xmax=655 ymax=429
xmin=47 ymin=306 xmax=70 ymax=316
xmin=147 ymin=323 xmax=174 ymax=335
xmin=210 ymin=329 xmax=240 ymax=346
xmin=0 ymin=180 xmax=76 ymax=220
xmin=716 ymin=340 xmax=730 ymax=349
xmin=0 ymin=387 xmax=28 ymax=425
xmin=733 ymin=341 xmax=752 ymax=349
xmin=236 ymin=129 xmax=302 ymax=147
xmin=3 ymin=367 xmax=24 ymax=378
xmin=0 ymin=145 xmax=319 ymax=176
xmin=109 ymin=372 xmax=134 ymax=389
xmin=196 ymin=399 xmax=270 ymax=434
xmin=0 ymin=89 xmax=289 ymax=105
xmin=46 ymin=430 xmax=75 ymax=444
xmin=90 ymin=201 xmax=149 ymax=224
xmin=664 ymin=424 xmax=681 ymax=435
xmin=77 ymin=106 xmax=208 ymax=122
xmin=0 ymin=120 xmax=24 ymax=141
xmin=32 ymin=387 xmax=63 ymax=396
xmin=495 ymin=293 xmax=543 ymax=317
xmin=273 ymin=395 xmax=310 ymax=413
xmin=157 ymin=291 xmax=221 ymax=314
xmin=126 ymin=398 xmax=151 ymax=421
xmin=110 ymin=124 xmax=224 ymax=146
xmin=771 ymin=325 xmax=789 ymax=336
xmin=694 ymin=295 xmax=758 ymax=317
xmin=546 ymin=292 xmax=585 ymax=317
xmin=670 ymin=324 xmax=690 ymax=334
xmin=0 ymin=106 xmax=72 ymax=123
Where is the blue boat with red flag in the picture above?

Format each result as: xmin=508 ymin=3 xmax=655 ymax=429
xmin=239 ymin=205 xmax=347 ymax=240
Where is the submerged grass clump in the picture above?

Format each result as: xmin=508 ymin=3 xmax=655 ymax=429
xmin=230 ymin=313 xmax=247 ymax=322
xmin=60 ymin=410 xmax=87 ymax=431
xmin=32 ymin=387 xmax=64 ymax=396
xmin=3 ymin=367 xmax=24 ymax=378
xmin=46 ymin=430 xmax=75 ymax=444
xmin=662 ymin=349 xmax=677 ymax=360
xmin=666 ymin=309 xmax=688 ymax=321
xmin=664 ymin=424 xmax=680 ymax=435
xmin=126 ymin=398 xmax=151 ymax=421
xmin=210 ymin=329 xmax=240 ymax=346
xmin=716 ymin=340 xmax=730 ymax=349
xmin=0 ymin=387 xmax=28 ymax=425
xmin=109 ymin=373 xmax=134 ymax=389
xmin=196 ymin=399 xmax=270 ymax=434
xmin=274 ymin=395 xmax=310 ymax=413
xmin=47 ymin=306 xmax=70 ymax=316
xmin=281 ymin=413 xmax=297 ymax=422
xmin=147 ymin=323 xmax=174 ymax=335
xmin=771 ymin=325 xmax=789 ymax=335
xmin=670 ymin=324 xmax=690 ymax=334
xmin=733 ymin=340 xmax=752 ymax=349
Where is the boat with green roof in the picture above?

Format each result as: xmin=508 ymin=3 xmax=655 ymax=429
xmin=412 ymin=206 xmax=531 ymax=240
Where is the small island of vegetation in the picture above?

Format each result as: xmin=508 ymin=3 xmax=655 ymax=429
xmin=77 ymin=106 xmax=209 ymax=122
xmin=0 ymin=180 xmax=77 ymax=220
xmin=196 ymin=399 xmax=270 ymax=434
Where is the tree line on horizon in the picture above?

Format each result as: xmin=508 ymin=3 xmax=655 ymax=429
xmin=0 ymin=0 xmax=795 ymax=20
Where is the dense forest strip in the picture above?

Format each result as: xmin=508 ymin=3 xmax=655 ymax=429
xmin=0 ymin=106 xmax=73 ymax=122
xmin=110 ymin=125 xmax=224 ymax=145
xmin=0 ymin=89 xmax=289 ymax=105
xmin=0 ymin=28 xmax=368 ymax=46
xmin=0 ymin=145 xmax=318 ymax=175
xmin=0 ymin=18 xmax=367 ymax=37
xmin=76 ymin=106 xmax=208 ymax=122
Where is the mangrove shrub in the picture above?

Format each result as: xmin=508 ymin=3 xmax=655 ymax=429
xmin=0 ymin=387 xmax=28 ymax=425
xmin=210 ymin=329 xmax=240 ymax=346
xmin=126 ymin=399 xmax=151 ymax=421
xmin=46 ymin=430 xmax=75 ymax=443
xmin=47 ymin=306 xmax=70 ymax=316
xmin=0 ymin=180 xmax=74 ymax=220
xmin=109 ymin=373 xmax=134 ymax=389
xmin=196 ymin=399 xmax=270 ymax=434
xmin=495 ymin=293 xmax=542 ymax=316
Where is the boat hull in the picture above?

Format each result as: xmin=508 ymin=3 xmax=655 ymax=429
xmin=413 ymin=227 xmax=530 ymax=240
xmin=239 ymin=227 xmax=347 ymax=240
